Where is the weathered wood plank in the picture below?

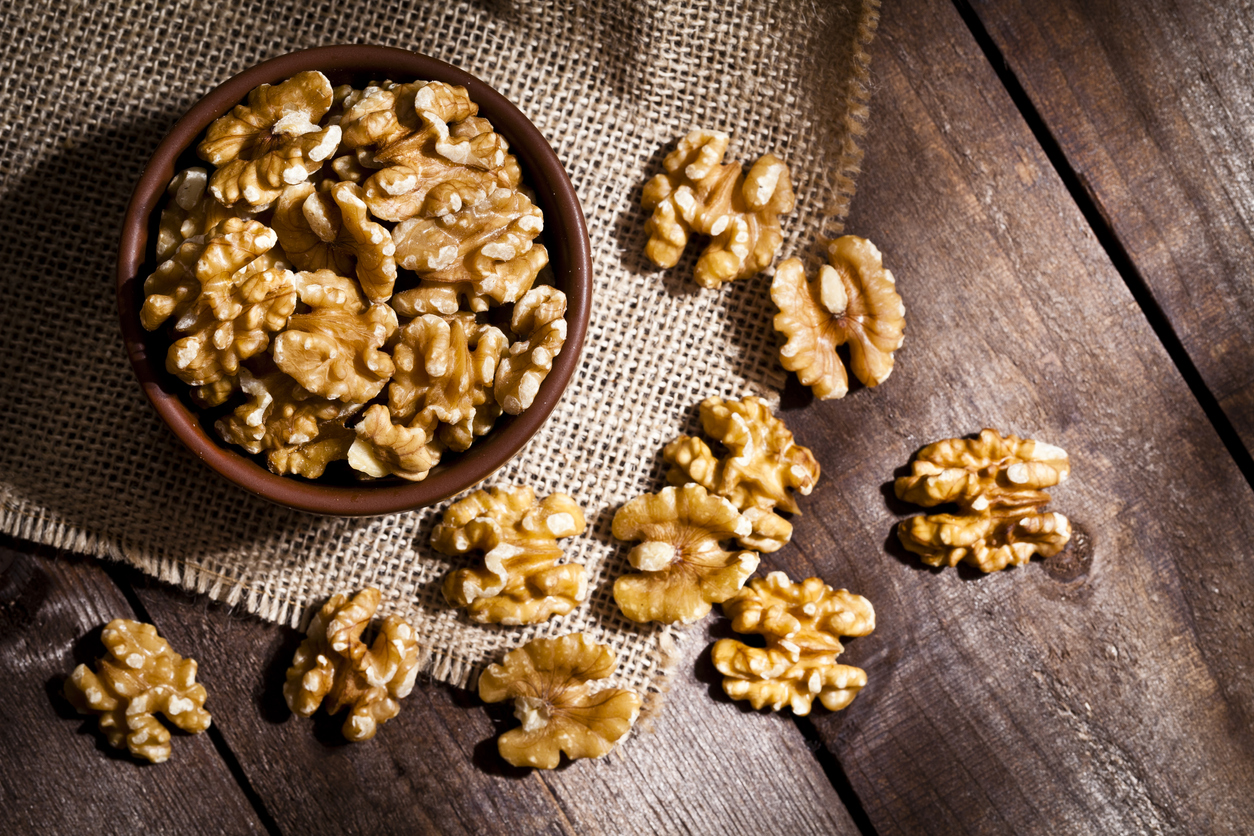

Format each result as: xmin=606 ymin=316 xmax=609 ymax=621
xmin=969 ymin=0 xmax=1254 ymax=453
xmin=764 ymin=0 xmax=1254 ymax=833
xmin=0 ymin=540 xmax=265 ymax=835
xmin=125 ymin=571 xmax=861 ymax=836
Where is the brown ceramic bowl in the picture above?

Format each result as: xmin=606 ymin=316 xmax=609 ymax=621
xmin=117 ymin=45 xmax=591 ymax=516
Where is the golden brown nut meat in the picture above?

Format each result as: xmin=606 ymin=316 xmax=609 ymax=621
xmin=284 ymin=588 xmax=421 ymax=742
xmin=346 ymin=404 xmax=442 ymax=481
xmin=772 ymin=236 xmax=905 ymax=399
xmin=63 ymin=619 xmax=211 ymax=763
xmin=155 ymin=167 xmax=249 ymax=261
xmin=712 ymin=572 xmax=874 ymax=715
xmin=162 ymin=218 xmax=296 ymax=389
xmin=271 ymin=181 xmax=397 ymax=301
xmin=642 ymin=129 xmax=794 ymax=288
xmin=271 ymin=269 xmax=398 ymax=403
xmin=895 ymin=429 xmax=1072 ymax=572
xmin=611 ymin=484 xmax=759 ymax=625
xmin=478 ymin=633 xmax=641 ymax=769
xmin=388 ymin=314 xmax=508 ymax=428
xmin=494 ymin=285 xmax=567 ymax=416
xmin=197 ymin=70 xmax=342 ymax=208
xmin=216 ymin=367 xmax=359 ymax=478
xmin=433 ymin=485 xmax=587 ymax=625
xmin=663 ymin=396 xmax=819 ymax=551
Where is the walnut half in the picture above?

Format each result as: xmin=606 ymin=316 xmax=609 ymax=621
xmin=284 ymin=588 xmax=422 ymax=742
xmin=712 ymin=572 xmax=874 ymax=714
xmin=772 ymin=236 xmax=905 ymax=400
xmin=895 ymin=429 xmax=1072 ymax=572
xmin=478 ymin=633 xmax=641 ymax=769
xmin=63 ymin=620 xmax=212 ymax=763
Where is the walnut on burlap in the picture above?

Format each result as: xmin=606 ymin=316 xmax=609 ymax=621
xmin=0 ymin=0 xmax=877 ymax=698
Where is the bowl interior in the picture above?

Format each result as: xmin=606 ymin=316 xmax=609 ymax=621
xmin=117 ymin=46 xmax=591 ymax=516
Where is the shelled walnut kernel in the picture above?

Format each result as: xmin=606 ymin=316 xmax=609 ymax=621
xmin=63 ymin=619 xmax=212 ymax=763
xmin=712 ymin=572 xmax=874 ymax=715
xmin=478 ymin=633 xmax=641 ymax=769
xmin=284 ymin=588 xmax=421 ymax=742
xmin=895 ymin=428 xmax=1072 ymax=572
xmin=433 ymin=485 xmax=587 ymax=625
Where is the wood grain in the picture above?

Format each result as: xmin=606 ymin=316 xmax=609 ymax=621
xmin=760 ymin=0 xmax=1254 ymax=832
xmin=123 ymin=571 xmax=862 ymax=836
xmin=969 ymin=0 xmax=1254 ymax=453
xmin=0 ymin=542 xmax=265 ymax=835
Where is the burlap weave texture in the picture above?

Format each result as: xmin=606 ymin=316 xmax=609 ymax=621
xmin=0 ymin=0 xmax=877 ymax=694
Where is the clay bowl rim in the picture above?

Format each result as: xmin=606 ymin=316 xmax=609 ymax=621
xmin=116 ymin=45 xmax=592 ymax=517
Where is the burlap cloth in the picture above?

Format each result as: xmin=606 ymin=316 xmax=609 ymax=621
xmin=0 ymin=0 xmax=877 ymax=698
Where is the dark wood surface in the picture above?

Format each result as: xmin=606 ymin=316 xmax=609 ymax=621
xmin=4 ymin=1 xmax=1254 ymax=833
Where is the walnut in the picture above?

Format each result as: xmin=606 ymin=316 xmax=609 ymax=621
xmin=284 ymin=588 xmax=421 ymax=742
xmin=271 ymin=269 xmax=398 ymax=403
xmin=611 ymin=484 xmax=759 ymax=625
xmin=387 ymin=314 xmax=508 ymax=428
xmin=494 ymin=286 xmax=567 ymax=415
xmin=433 ymin=485 xmax=587 ymax=625
xmin=712 ymin=572 xmax=874 ymax=715
xmin=642 ymin=129 xmax=794 ymax=288
xmin=346 ymin=405 xmax=442 ymax=481
xmin=478 ymin=633 xmax=641 ymax=769
xmin=392 ymin=281 xmax=492 ymax=316
xmin=155 ymin=168 xmax=247 ymax=261
xmin=163 ymin=219 xmax=296 ymax=388
xmin=392 ymin=187 xmax=547 ymax=306
xmin=663 ymin=396 xmax=819 ymax=552
xmin=215 ymin=366 xmax=358 ymax=477
xmin=271 ymin=181 xmax=397 ymax=301
xmin=141 ymin=236 xmax=204 ymax=332
xmin=895 ymin=429 xmax=1072 ymax=572
xmin=772 ymin=236 xmax=906 ymax=399
xmin=63 ymin=619 xmax=211 ymax=763
xmin=340 ymin=81 xmax=516 ymax=223
xmin=197 ymin=70 xmax=342 ymax=208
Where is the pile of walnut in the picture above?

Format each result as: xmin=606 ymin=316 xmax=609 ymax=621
xmin=641 ymin=131 xmax=905 ymax=400
xmin=142 ymin=71 xmax=565 ymax=480
xmin=896 ymin=428 xmax=1072 ymax=573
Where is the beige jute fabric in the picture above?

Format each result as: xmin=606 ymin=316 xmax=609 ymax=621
xmin=0 ymin=0 xmax=877 ymax=698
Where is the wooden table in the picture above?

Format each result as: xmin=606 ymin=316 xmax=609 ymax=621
xmin=4 ymin=0 xmax=1253 ymax=832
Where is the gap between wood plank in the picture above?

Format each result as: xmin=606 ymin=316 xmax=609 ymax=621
xmin=101 ymin=563 xmax=285 ymax=836
xmin=792 ymin=715 xmax=878 ymax=836
xmin=950 ymin=0 xmax=1254 ymax=491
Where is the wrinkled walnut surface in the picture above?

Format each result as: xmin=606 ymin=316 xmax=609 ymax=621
xmin=612 ymin=484 xmax=759 ymax=625
xmin=434 ymin=485 xmax=587 ymax=625
xmin=642 ymin=129 xmax=794 ymax=288
xmin=772 ymin=236 xmax=906 ymax=399
xmin=64 ymin=619 xmax=211 ymax=763
xmin=284 ymin=588 xmax=421 ymax=742
xmin=712 ymin=572 xmax=874 ymax=715
xmin=664 ymin=396 xmax=819 ymax=551
xmin=478 ymin=633 xmax=641 ymax=769
xmin=895 ymin=429 xmax=1073 ymax=572
xmin=495 ymin=286 xmax=567 ymax=415
xmin=198 ymin=71 xmax=341 ymax=208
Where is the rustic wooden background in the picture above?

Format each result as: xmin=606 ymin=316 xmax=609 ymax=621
xmin=4 ymin=0 xmax=1253 ymax=833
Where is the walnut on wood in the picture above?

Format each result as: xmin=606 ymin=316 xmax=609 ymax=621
xmin=478 ymin=633 xmax=641 ymax=769
xmin=433 ymin=485 xmax=587 ymax=625
xmin=284 ymin=588 xmax=421 ymax=742
xmin=271 ymin=269 xmax=397 ymax=403
xmin=895 ymin=428 xmax=1072 ymax=572
xmin=712 ymin=572 xmax=874 ymax=715
xmin=772 ymin=236 xmax=906 ymax=399
xmin=271 ymin=181 xmax=397 ymax=301
xmin=611 ymin=483 xmax=759 ymax=625
xmin=197 ymin=70 xmax=342 ymax=208
xmin=63 ymin=619 xmax=211 ymax=763
xmin=663 ymin=396 xmax=820 ymax=552
xmin=642 ymin=129 xmax=794 ymax=288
